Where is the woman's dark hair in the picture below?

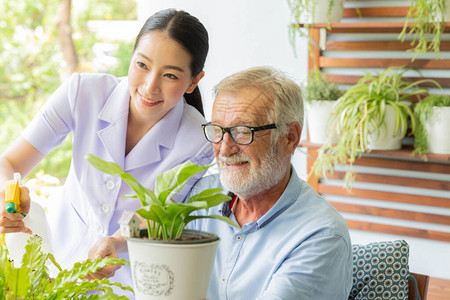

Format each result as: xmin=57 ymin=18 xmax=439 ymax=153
xmin=133 ymin=9 xmax=208 ymax=116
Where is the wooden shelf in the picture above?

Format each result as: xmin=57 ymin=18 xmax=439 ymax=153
xmin=300 ymin=140 xmax=450 ymax=164
xmin=299 ymin=22 xmax=450 ymax=34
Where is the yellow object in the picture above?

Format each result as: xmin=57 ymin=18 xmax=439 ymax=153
xmin=5 ymin=179 xmax=22 ymax=215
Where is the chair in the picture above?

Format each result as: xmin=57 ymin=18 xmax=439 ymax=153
xmin=408 ymin=272 xmax=429 ymax=300
xmin=349 ymin=240 xmax=429 ymax=300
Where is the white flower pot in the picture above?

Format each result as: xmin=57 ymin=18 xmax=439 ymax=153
xmin=368 ymin=105 xmax=404 ymax=150
xmin=306 ymin=100 xmax=339 ymax=144
xmin=424 ymin=106 xmax=450 ymax=154
xmin=300 ymin=0 xmax=344 ymax=23
xmin=127 ymin=230 xmax=219 ymax=300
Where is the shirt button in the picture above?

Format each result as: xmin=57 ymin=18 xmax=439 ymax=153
xmin=96 ymin=225 xmax=104 ymax=233
xmin=106 ymin=180 xmax=115 ymax=190
xmin=101 ymin=203 xmax=110 ymax=213
xmin=221 ymin=277 xmax=226 ymax=283
xmin=236 ymin=235 xmax=242 ymax=241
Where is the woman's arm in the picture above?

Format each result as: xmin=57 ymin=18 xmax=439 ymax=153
xmin=0 ymin=137 xmax=45 ymax=181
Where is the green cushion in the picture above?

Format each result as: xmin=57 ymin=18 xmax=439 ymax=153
xmin=348 ymin=240 xmax=410 ymax=300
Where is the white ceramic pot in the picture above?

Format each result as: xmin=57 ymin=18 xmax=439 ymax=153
xmin=127 ymin=230 xmax=219 ymax=300
xmin=306 ymin=100 xmax=339 ymax=144
xmin=424 ymin=106 xmax=450 ymax=154
xmin=368 ymin=105 xmax=405 ymax=150
xmin=300 ymin=0 xmax=344 ymax=23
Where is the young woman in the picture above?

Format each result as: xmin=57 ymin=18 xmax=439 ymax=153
xmin=0 ymin=9 xmax=213 ymax=292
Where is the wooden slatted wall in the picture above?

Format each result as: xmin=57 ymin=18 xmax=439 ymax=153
xmin=302 ymin=1 xmax=450 ymax=242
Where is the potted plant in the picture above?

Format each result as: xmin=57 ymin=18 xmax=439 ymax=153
xmin=413 ymin=94 xmax=450 ymax=155
xmin=399 ymin=0 xmax=449 ymax=60
xmin=86 ymin=155 xmax=239 ymax=300
xmin=304 ymin=70 xmax=345 ymax=144
xmin=287 ymin=0 xmax=344 ymax=51
xmin=0 ymin=234 xmax=131 ymax=299
xmin=312 ymin=67 xmax=438 ymax=188
xmin=287 ymin=0 xmax=344 ymax=24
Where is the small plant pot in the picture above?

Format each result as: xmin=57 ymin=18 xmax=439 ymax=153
xmin=300 ymin=0 xmax=344 ymax=23
xmin=127 ymin=229 xmax=219 ymax=300
xmin=306 ymin=100 xmax=339 ymax=144
xmin=424 ymin=106 xmax=450 ymax=154
xmin=368 ymin=105 xmax=405 ymax=150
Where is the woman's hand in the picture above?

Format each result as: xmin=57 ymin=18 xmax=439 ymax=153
xmin=0 ymin=185 xmax=32 ymax=234
xmin=86 ymin=236 xmax=126 ymax=279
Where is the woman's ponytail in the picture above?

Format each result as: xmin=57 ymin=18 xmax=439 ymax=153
xmin=184 ymin=86 xmax=204 ymax=117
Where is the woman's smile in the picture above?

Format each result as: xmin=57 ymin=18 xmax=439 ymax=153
xmin=139 ymin=92 xmax=163 ymax=107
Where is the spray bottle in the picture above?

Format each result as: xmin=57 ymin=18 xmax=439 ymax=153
xmin=4 ymin=173 xmax=53 ymax=267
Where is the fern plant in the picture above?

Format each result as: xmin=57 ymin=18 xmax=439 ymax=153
xmin=0 ymin=234 xmax=132 ymax=299
xmin=413 ymin=94 xmax=450 ymax=155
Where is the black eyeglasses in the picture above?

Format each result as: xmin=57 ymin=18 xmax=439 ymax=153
xmin=201 ymin=122 xmax=277 ymax=145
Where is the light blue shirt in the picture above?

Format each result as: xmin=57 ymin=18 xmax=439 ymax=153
xmin=21 ymin=72 xmax=214 ymax=294
xmin=186 ymin=168 xmax=352 ymax=300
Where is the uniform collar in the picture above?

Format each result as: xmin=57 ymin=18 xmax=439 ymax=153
xmin=96 ymin=78 xmax=185 ymax=171
xmin=97 ymin=78 xmax=129 ymax=124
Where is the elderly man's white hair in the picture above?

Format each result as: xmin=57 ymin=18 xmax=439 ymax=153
xmin=212 ymin=66 xmax=304 ymax=142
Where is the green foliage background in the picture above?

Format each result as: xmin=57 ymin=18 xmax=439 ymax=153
xmin=0 ymin=0 xmax=135 ymax=181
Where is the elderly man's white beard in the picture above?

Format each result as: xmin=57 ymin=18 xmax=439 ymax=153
xmin=218 ymin=144 xmax=286 ymax=198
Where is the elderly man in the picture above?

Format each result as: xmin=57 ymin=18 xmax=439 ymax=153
xmin=185 ymin=66 xmax=352 ymax=299
xmin=89 ymin=66 xmax=352 ymax=299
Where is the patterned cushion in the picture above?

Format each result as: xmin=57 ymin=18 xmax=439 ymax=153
xmin=348 ymin=240 xmax=410 ymax=300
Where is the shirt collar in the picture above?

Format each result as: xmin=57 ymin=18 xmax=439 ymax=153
xmin=219 ymin=167 xmax=302 ymax=230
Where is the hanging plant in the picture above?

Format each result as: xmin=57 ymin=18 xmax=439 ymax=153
xmin=398 ymin=0 xmax=448 ymax=60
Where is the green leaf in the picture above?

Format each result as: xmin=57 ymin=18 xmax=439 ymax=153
xmin=155 ymin=161 xmax=211 ymax=204
xmin=50 ymin=257 xmax=128 ymax=290
xmin=188 ymin=188 xmax=224 ymax=203
xmin=86 ymin=154 xmax=159 ymax=206
xmin=6 ymin=267 xmax=31 ymax=298
xmin=85 ymin=154 xmax=124 ymax=176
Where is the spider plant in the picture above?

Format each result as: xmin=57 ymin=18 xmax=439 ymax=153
xmin=312 ymin=67 xmax=439 ymax=188
xmin=413 ymin=94 xmax=450 ymax=155
xmin=398 ymin=0 xmax=448 ymax=61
